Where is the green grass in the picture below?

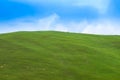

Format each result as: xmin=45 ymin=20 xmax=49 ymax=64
xmin=0 ymin=31 xmax=120 ymax=80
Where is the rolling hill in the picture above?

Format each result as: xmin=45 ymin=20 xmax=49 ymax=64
xmin=0 ymin=31 xmax=120 ymax=80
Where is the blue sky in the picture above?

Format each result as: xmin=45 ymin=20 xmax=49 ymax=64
xmin=0 ymin=0 xmax=120 ymax=34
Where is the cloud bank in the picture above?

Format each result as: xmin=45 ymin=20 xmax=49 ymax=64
xmin=82 ymin=20 xmax=120 ymax=35
xmin=0 ymin=14 xmax=120 ymax=35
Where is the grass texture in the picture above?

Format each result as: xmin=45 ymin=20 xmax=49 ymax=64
xmin=0 ymin=31 xmax=120 ymax=80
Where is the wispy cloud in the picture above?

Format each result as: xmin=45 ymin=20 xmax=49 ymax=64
xmin=0 ymin=14 xmax=84 ymax=33
xmin=82 ymin=20 xmax=120 ymax=35
xmin=0 ymin=14 xmax=58 ymax=33
xmin=74 ymin=0 xmax=110 ymax=13
xmin=0 ymin=14 xmax=120 ymax=35
xmin=12 ymin=0 xmax=110 ymax=13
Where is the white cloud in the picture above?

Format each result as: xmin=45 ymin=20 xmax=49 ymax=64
xmin=53 ymin=24 xmax=68 ymax=32
xmin=0 ymin=14 xmax=70 ymax=33
xmin=0 ymin=14 xmax=87 ymax=33
xmin=0 ymin=14 xmax=87 ymax=34
xmin=0 ymin=14 xmax=59 ymax=33
xmin=12 ymin=0 xmax=110 ymax=13
xmin=82 ymin=20 xmax=120 ymax=35
xmin=0 ymin=14 xmax=120 ymax=35
xmin=74 ymin=0 xmax=110 ymax=13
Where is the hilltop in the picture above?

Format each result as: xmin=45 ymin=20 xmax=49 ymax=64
xmin=0 ymin=31 xmax=120 ymax=80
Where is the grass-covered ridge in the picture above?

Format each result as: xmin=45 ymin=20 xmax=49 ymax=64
xmin=0 ymin=31 xmax=120 ymax=80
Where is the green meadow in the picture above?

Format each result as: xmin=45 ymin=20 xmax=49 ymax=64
xmin=0 ymin=31 xmax=120 ymax=80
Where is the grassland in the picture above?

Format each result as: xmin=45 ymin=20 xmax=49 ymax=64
xmin=0 ymin=31 xmax=120 ymax=80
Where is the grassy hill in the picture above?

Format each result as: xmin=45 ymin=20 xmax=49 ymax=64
xmin=0 ymin=31 xmax=120 ymax=80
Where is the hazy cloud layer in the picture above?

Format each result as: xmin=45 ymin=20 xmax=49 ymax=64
xmin=82 ymin=20 xmax=120 ymax=35
xmin=12 ymin=0 xmax=110 ymax=13
xmin=0 ymin=14 xmax=120 ymax=35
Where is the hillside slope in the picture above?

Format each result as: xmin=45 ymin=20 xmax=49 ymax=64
xmin=0 ymin=31 xmax=120 ymax=80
